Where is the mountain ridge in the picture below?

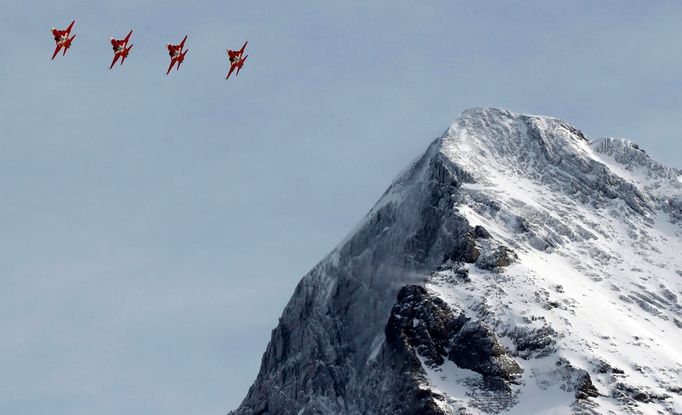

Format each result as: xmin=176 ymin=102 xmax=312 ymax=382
xmin=231 ymin=108 xmax=682 ymax=415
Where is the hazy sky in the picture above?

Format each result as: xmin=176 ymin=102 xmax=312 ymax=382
xmin=1 ymin=1 xmax=681 ymax=414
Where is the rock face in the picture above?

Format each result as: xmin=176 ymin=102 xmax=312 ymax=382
xmin=387 ymin=285 xmax=522 ymax=387
xmin=230 ymin=108 xmax=682 ymax=415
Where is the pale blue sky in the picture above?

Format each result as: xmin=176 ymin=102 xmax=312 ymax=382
xmin=1 ymin=1 xmax=681 ymax=414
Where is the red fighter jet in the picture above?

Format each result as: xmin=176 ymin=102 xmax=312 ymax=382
xmin=51 ymin=20 xmax=76 ymax=60
xmin=109 ymin=30 xmax=133 ymax=69
xmin=166 ymin=35 xmax=189 ymax=75
xmin=225 ymin=41 xmax=248 ymax=80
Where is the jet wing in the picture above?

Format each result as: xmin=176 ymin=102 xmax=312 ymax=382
xmin=226 ymin=62 xmax=237 ymax=79
xmin=236 ymin=55 xmax=247 ymax=76
xmin=110 ymin=53 xmax=120 ymax=69
xmin=177 ymin=50 xmax=188 ymax=70
xmin=179 ymin=35 xmax=188 ymax=49
xmin=239 ymin=41 xmax=248 ymax=56
xmin=63 ymin=34 xmax=76 ymax=55
xmin=66 ymin=20 xmax=75 ymax=34
xmin=51 ymin=44 xmax=63 ymax=60
xmin=167 ymin=57 xmax=177 ymax=75
xmin=120 ymin=44 xmax=133 ymax=65
xmin=123 ymin=30 xmax=133 ymax=45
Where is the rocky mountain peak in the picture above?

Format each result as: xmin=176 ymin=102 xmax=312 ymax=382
xmin=231 ymin=108 xmax=682 ymax=415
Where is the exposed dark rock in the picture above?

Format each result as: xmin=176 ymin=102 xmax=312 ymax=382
xmin=386 ymin=285 xmax=467 ymax=367
xmin=563 ymin=124 xmax=589 ymax=142
xmin=474 ymin=225 xmax=491 ymax=239
xmin=505 ymin=325 xmax=557 ymax=358
xmin=575 ymin=373 xmax=600 ymax=400
xmin=612 ymin=382 xmax=670 ymax=404
xmin=447 ymin=231 xmax=481 ymax=263
xmin=545 ymin=300 xmax=561 ymax=309
xmin=383 ymin=285 xmax=470 ymax=414
xmin=595 ymin=360 xmax=624 ymax=376
xmin=476 ymin=246 xmax=518 ymax=270
xmin=387 ymin=285 xmax=522 ymax=395
xmin=449 ymin=322 xmax=523 ymax=387
xmin=454 ymin=267 xmax=471 ymax=282
xmin=554 ymin=358 xmax=600 ymax=400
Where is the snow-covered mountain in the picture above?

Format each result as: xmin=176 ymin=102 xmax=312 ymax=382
xmin=230 ymin=108 xmax=682 ymax=415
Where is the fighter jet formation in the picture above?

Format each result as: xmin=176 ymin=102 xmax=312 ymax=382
xmin=50 ymin=20 xmax=248 ymax=80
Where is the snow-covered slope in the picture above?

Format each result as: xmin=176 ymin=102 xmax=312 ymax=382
xmin=231 ymin=108 xmax=682 ymax=415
